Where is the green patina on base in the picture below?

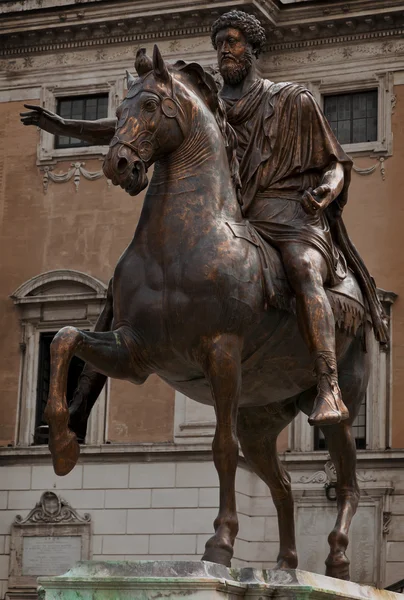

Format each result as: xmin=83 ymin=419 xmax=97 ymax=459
xmin=38 ymin=561 xmax=402 ymax=600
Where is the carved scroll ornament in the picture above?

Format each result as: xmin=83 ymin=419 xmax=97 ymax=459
xmin=14 ymin=491 xmax=91 ymax=525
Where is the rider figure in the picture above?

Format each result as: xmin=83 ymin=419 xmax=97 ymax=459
xmin=211 ymin=10 xmax=352 ymax=426
xmin=21 ymin=11 xmax=387 ymax=427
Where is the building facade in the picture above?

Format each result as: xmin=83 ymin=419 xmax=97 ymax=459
xmin=1 ymin=0 xmax=404 ymax=596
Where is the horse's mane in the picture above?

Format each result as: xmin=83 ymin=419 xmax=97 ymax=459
xmin=172 ymin=60 xmax=242 ymax=204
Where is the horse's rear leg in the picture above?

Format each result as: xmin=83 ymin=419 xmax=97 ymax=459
xmin=299 ymin=331 xmax=370 ymax=581
xmin=201 ymin=334 xmax=242 ymax=567
xmin=321 ymin=421 xmax=359 ymax=580
xmin=238 ymin=400 xmax=299 ymax=569
xmin=45 ymin=325 xmax=146 ymax=477
xmin=69 ymin=279 xmax=113 ymax=442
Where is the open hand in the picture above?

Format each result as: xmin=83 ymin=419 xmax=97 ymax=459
xmin=301 ymin=185 xmax=333 ymax=216
xmin=20 ymin=104 xmax=62 ymax=128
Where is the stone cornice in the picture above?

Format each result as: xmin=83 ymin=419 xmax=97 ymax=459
xmin=1 ymin=0 xmax=404 ymax=58
xmin=1 ymin=444 xmax=404 ymax=470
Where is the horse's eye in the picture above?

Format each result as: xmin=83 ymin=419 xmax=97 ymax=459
xmin=144 ymin=99 xmax=158 ymax=112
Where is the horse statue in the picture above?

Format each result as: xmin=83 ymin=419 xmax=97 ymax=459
xmin=44 ymin=46 xmax=371 ymax=581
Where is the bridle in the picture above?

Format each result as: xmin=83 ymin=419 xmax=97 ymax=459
xmin=109 ymin=74 xmax=187 ymax=166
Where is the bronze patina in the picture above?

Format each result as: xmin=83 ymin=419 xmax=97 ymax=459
xmin=20 ymin=13 xmax=387 ymax=580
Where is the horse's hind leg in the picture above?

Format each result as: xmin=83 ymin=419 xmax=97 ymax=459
xmin=201 ymin=334 xmax=242 ymax=567
xmin=238 ymin=400 xmax=299 ymax=569
xmin=299 ymin=330 xmax=370 ymax=580
xmin=320 ymin=421 xmax=359 ymax=580
xmin=45 ymin=325 xmax=147 ymax=477
xmin=68 ymin=279 xmax=113 ymax=442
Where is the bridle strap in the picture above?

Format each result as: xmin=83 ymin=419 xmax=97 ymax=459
xmin=112 ymin=80 xmax=187 ymax=163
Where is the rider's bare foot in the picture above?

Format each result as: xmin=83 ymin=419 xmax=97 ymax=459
xmin=308 ymin=376 xmax=349 ymax=426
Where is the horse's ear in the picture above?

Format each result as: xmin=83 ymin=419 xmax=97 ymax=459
xmin=135 ymin=48 xmax=153 ymax=76
xmin=126 ymin=70 xmax=136 ymax=89
xmin=153 ymin=45 xmax=170 ymax=83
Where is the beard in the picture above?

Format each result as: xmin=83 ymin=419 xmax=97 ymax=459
xmin=220 ymin=50 xmax=253 ymax=85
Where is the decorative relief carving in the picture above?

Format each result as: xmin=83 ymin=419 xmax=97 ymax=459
xmin=352 ymin=157 xmax=386 ymax=181
xmin=265 ymin=37 xmax=404 ymax=69
xmin=383 ymin=511 xmax=392 ymax=535
xmin=2 ymin=8 xmax=404 ymax=59
xmin=41 ymin=162 xmax=109 ymax=193
xmin=14 ymin=491 xmax=91 ymax=525
xmin=298 ymin=471 xmax=328 ymax=484
xmin=298 ymin=459 xmax=377 ymax=485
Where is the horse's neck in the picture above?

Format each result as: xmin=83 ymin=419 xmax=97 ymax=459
xmin=146 ymin=113 xmax=241 ymax=224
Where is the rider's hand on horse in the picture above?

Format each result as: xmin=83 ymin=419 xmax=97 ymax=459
xmin=20 ymin=104 xmax=63 ymax=130
xmin=302 ymin=184 xmax=333 ymax=216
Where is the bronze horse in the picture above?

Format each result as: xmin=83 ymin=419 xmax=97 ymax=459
xmin=45 ymin=46 xmax=370 ymax=580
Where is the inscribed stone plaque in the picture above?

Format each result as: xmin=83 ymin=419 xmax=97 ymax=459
xmin=7 ymin=491 xmax=91 ymax=599
xmin=22 ymin=536 xmax=82 ymax=577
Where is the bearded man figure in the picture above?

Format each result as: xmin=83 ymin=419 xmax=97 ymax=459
xmin=21 ymin=10 xmax=387 ymax=430
xmin=211 ymin=10 xmax=387 ymax=426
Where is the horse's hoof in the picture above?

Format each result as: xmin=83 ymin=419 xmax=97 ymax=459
xmin=275 ymin=553 xmax=298 ymax=570
xmin=325 ymin=555 xmax=350 ymax=581
xmin=202 ymin=538 xmax=233 ymax=567
xmin=49 ymin=428 xmax=80 ymax=476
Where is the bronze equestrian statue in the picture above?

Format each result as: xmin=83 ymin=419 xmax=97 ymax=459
xmin=20 ymin=12 xmax=387 ymax=581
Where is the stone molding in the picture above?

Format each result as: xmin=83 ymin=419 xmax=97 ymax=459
xmin=2 ymin=0 xmax=404 ymax=57
xmin=12 ymin=269 xmax=107 ymax=304
xmin=2 ymin=443 xmax=404 ymax=469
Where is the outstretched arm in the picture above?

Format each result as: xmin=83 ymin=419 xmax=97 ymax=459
xmin=20 ymin=104 xmax=117 ymax=145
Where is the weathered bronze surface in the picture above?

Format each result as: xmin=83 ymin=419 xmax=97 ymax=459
xmin=21 ymin=11 xmax=388 ymax=580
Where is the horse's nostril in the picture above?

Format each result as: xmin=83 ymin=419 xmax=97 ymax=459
xmin=117 ymin=157 xmax=128 ymax=173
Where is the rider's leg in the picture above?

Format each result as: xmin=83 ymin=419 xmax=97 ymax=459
xmin=280 ymin=243 xmax=349 ymax=426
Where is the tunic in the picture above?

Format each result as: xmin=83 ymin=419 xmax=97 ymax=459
xmin=221 ymin=78 xmax=353 ymax=286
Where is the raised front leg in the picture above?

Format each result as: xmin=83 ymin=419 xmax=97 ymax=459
xmin=201 ymin=334 xmax=242 ymax=567
xmin=45 ymin=325 xmax=148 ymax=476
xmin=68 ymin=279 xmax=113 ymax=442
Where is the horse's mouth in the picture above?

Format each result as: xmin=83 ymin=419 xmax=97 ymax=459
xmin=124 ymin=160 xmax=149 ymax=196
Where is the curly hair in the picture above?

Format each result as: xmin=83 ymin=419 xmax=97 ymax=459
xmin=211 ymin=10 xmax=266 ymax=58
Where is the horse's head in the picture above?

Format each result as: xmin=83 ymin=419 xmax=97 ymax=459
xmin=103 ymin=45 xmax=228 ymax=196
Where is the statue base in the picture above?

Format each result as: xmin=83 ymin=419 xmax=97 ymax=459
xmin=38 ymin=561 xmax=400 ymax=600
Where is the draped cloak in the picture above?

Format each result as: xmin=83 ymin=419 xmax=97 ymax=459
xmin=221 ymin=78 xmax=389 ymax=343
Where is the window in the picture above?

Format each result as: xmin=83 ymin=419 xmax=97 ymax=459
xmin=55 ymin=94 xmax=109 ymax=149
xmin=12 ymin=270 xmax=108 ymax=447
xmin=34 ymin=332 xmax=85 ymax=445
xmin=37 ymin=79 xmax=124 ymax=164
xmin=307 ymin=73 xmax=393 ymax=155
xmin=324 ymin=90 xmax=378 ymax=145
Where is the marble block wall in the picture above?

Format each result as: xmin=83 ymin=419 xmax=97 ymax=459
xmin=0 ymin=456 xmax=402 ymax=598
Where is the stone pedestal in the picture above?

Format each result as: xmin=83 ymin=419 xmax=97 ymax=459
xmin=38 ymin=561 xmax=402 ymax=600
